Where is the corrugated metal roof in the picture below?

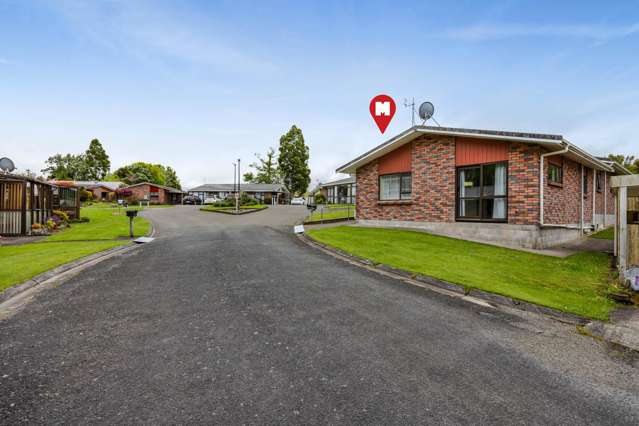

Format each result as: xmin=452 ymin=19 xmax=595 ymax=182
xmin=320 ymin=176 xmax=355 ymax=188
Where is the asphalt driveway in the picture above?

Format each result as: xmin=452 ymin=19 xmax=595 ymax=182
xmin=1 ymin=205 xmax=638 ymax=424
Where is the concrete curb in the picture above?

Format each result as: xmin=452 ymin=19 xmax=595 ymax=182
xmin=297 ymin=233 xmax=590 ymax=326
xmin=0 ymin=215 xmax=157 ymax=305
xmin=200 ymin=207 xmax=268 ymax=215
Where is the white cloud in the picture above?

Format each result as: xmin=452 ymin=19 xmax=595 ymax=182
xmin=444 ymin=22 xmax=639 ymax=42
xmin=51 ymin=0 xmax=276 ymax=73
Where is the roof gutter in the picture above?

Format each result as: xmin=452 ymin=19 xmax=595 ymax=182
xmin=540 ymin=143 xmax=569 ymax=227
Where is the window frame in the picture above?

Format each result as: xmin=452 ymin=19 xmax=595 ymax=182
xmin=547 ymin=161 xmax=563 ymax=186
xmin=456 ymin=161 xmax=508 ymax=223
xmin=378 ymin=172 xmax=412 ymax=201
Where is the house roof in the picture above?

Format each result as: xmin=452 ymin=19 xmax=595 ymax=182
xmin=121 ymin=182 xmax=185 ymax=193
xmin=51 ymin=180 xmax=123 ymax=191
xmin=336 ymin=125 xmax=624 ymax=175
xmin=320 ymin=176 xmax=355 ymax=188
xmin=74 ymin=181 xmax=123 ymax=191
xmin=188 ymin=183 xmax=288 ymax=193
xmin=2 ymin=173 xmax=53 ymax=186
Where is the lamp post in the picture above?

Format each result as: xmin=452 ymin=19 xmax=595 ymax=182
xmin=233 ymin=162 xmax=237 ymax=202
xmin=236 ymin=158 xmax=241 ymax=212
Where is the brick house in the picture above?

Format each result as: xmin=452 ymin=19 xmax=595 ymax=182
xmin=337 ymin=126 xmax=630 ymax=248
xmin=319 ymin=176 xmax=356 ymax=204
xmin=119 ymin=182 xmax=185 ymax=204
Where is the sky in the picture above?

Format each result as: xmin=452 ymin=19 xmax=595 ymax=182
xmin=1 ymin=0 xmax=638 ymax=190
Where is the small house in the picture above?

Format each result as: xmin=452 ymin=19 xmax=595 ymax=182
xmin=1 ymin=173 xmax=54 ymax=235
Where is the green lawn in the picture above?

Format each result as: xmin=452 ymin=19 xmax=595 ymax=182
xmin=306 ymin=226 xmax=617 ymax=320
xmin=306 ymin=205 xmax=355 ymax=223
xmin=0 ymin=241 xmax=127 ymax=291
xmin=0 ymin=206 xmax=152 ymax=292
xmin=47 ymin=207 xmax=151 ymax=241
xmin=590 ymin=227 xmax=614 ymax=240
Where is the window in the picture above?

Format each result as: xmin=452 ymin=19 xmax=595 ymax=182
xmin=548 ymin=162 xmax=563 ymax=185
xmin=596 ymin=172 xmax=603 ymax=192
xmin=457 ymin=162 xmax=507 ymax=221
xmin=379 ymin=173 xmax=411 ymax=201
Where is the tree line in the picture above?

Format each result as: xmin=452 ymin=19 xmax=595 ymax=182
xmin=41 ymin=139 xmax=182 ymax=189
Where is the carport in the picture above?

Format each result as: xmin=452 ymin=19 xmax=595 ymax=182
xmin=610 ymin=175 xmax=639 ymax=282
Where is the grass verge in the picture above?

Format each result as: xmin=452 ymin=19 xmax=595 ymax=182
xmin=1 ymin=206 xmax=151 ymax=292
xmin=305 ymin=206 xmax=355 ymax=223
xmin=306 ymin=226 xmax=617 ymax=320
xmin=0 ymin=241 xmax=126 ymax=291
xmin=590 ymin=227 xmax=614 ymax=240
xmin=47 ymin=207 xmax=150 ymax=241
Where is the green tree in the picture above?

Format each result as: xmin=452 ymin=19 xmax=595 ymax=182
xmin=84 ymin=139 xmax=111 ymax=180
xmin=113 ymin=162 xmax=182 ymax=188
xmin=277 ymin=125 xmax=310 ymax=195
xmin=41 ymin=153 xmax=87 ymax=180
xmin=42 ymin=139 xmax=111 ymax=180
xmin=243 ymin=147 xmax=280 ymax=184
xmin=607 ymin=154 xmax=639 ymax=173
xmin=164 ymin=166 xmax=182 ymax=189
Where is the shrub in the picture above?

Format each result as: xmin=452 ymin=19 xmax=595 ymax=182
xmin=31 ymin=223 xmax=42 ymax=230
xmin=52 ymin=210 xmax=70 ymax=224
xmin=314 ymin=193 xmax=326 ymax=204
xmin=240 ymin=194 xmax=259 ymax=206
xmin=45 ymin=218 xmax=57 ymax=230
xmin=79 ymin=188 xmax=93 ymax=202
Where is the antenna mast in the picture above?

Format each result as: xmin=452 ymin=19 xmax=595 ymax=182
xmin=403 ymin=97 xmax=416 ymax=127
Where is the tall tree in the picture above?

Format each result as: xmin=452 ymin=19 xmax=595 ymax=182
xmin=278 ymin=125 xmax=310 ymax=195
xmin=243 ymin=148 xmax=280 ymax=184
xmin=164 ymin=166 xmax=182 ymax=189
xmin=42 ymin=139 xmax=111 ymax=180
xmin=84 ymin=139 xmax=111 ymax=180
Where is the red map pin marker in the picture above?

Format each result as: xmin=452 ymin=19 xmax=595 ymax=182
xmin=369 ymin=94 xmax=396 ymax=134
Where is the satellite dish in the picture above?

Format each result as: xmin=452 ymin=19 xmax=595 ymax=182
xmin=418 ymin=102 xmax=435 ymax=122
xmin=0 ymin=157 xmax=16 ymax=173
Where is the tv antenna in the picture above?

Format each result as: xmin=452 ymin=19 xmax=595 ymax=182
xmin=418 ymin=101 xmax=441 ymax=127
xmin=0 ymin=157 xmax=16 ymax=174
xmin=403 ymin=98 xmax=416 ymax=126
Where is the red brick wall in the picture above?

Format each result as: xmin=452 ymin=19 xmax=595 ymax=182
xmin=507 ymin=143 xmax=541 ymax=225
xmin=356 ymin=135 xmax=456 ymax=222
xmin=126 ymin=185 xmax=168 ymax=204
xmin=355 ymin=135 xmax=613 ymax=227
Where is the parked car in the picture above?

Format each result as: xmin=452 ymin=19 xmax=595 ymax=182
xmin=183 ymin=195 xmax=202 ymax=205
xmin=203 ymin=196 xmax=220 ymax=204
xmin=291 ymin=197 xmax=306 ymax=205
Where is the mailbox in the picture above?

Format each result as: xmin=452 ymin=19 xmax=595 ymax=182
xmin=126 ymin=210 xmax=138 ymax=218
xmin=307 ymin=204 xmax=317 ymax=212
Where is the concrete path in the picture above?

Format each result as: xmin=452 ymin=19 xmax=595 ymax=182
xmin=1 ymin=205 xmax=638 ymax=424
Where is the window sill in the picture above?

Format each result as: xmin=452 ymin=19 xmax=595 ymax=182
xmin=378 ymin=200 xmax=412 ymax=205
xmin=548 ymin=181 xmax=563 ymax=188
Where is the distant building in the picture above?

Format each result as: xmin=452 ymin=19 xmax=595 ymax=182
xmin=319 ymin=176 xmax=356 ymax=204
xmin=188 ymin=183 xmax=289 ymax=204
xmin=119 ymin=182 xmax=185 ymax=205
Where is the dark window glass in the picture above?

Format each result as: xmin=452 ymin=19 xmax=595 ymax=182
xmin=548 ymin=163 xmax=563 ymax=184
xmin=457 ymin=162 xmax=507 ymax=221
